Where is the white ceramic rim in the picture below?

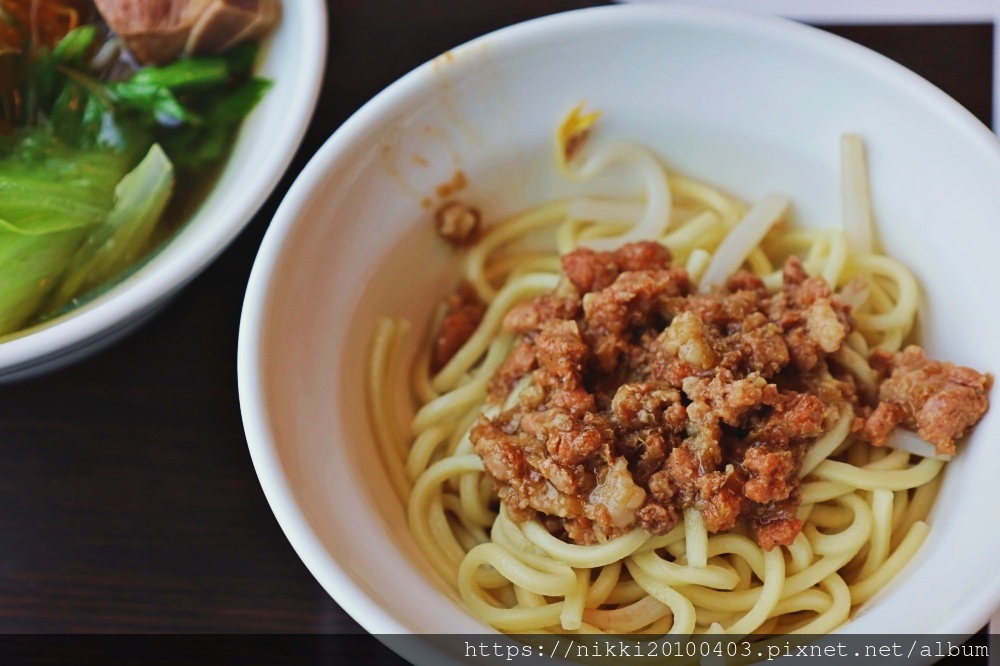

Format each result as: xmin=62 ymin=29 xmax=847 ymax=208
xmin=238 ymin=3 xmax=1000 ymax=635
xmin=0 ymin=0 xmax=329 ymax=374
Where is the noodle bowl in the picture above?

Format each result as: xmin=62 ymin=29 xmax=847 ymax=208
xmin=238 ymin=5 xmax=1000 ymax=651
xmin=368 ymin=111 xmax=982 ymax=637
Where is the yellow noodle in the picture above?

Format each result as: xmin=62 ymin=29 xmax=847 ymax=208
xmin=725 ymin=546 xmax=784 ymax=635
xmin=857 ymin=489 xmax=893 ymax=579
xmin=458 ymin=471 xmax=496 ymax=528
xmin=849 ymin=521 xmax=931 ymax=605
xmin=522 ymin=520 xmax=650 ymax=569
xmin=662 ymin=210 xmax=720 ymax=249
xmin=863 ymin=448 xmax=912 ymax=472
xmin=800 ymin=409 xmax=853 ymax=478
xmin=894 ymin=472 xmax=942 ymax=550
xmin=366 ymin=318 xmax=412 ymax=505
xmin=813 ymin=457 xmax=944 ymax=491
xmin=684 ymin=506 xmax=709 ymax=569
xmin=514 ymin=586 xmax=545 ymax=609
xmin=685 ymin=247 xmax=712 ymax=282
xmin=408 ymin=455 xmax=484 ymax=583
xmin=373 ymin=128 xmax=965 ymax=644
xmin=413 ymin=333 xmax=512 ymax=432
xmin=464 ymin=200 xmax=569 ymax=302
xmin=746 ymin=246 xmax=774 ymax=276
xmin=789 ymin=573 xmax=852 ymax=634
xmin=669 ymin=173 xmax=746 ymax=225
xmin=560 ymin=569 xmax=591 ymax=631
xmin=432 ymin=273 xmax=559 ymax=392
xmin=630 ymin=550 xmax=740 ymax=590
xmin=786 ymin=532 xmax=815 ymax=574
xmin=440 ymin=494 xmax=490 ymax=547
xmin=799 ymin=480 xmax=854 ymax=504
xmin=821 ymin=231 xmax=849 ymax=287
xmin=625 ymin=558 xmax=698 ymax=634
xmin=583 ymin=595 xmax=671 ymax=633
xmin=604 ymin=580 xmax=648 ymax=606
xmin=769 ymin=588 xmax=832 ymax=618
xmin=584 ymin=561 xmax=623 ymax=608
xmin=410 ymin=333 xmax=440 ymax=406
xmin=405 ymin=425 xmax=449 ymax=480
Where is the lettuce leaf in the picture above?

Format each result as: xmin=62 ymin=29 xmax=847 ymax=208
xmin=47 ymin=143 xmax=174 ymax=313
xmin=0 ymin=132 xmax=131 ymax=335
xmin=0 ymin=135 xmax=174 ymax=336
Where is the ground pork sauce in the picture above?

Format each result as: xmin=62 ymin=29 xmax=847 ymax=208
xmin=432 ymin=241 xmax=991 ymax=551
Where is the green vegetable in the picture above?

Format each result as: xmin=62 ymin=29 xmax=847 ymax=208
xmin=108 ymin=44 xmax=272 ymax=167
xmin=157 ymin=77 xmax=272 ymax=169
xmin=21 ymin=34 xmax=269 ymax=163
xmin=0 ymin=133 xmax=133 ymax=335
xmin=52 ymin=25 xmax=97 ymax=63
xmin=48 ymin=144 xmax=174 ymax=313
xmin=0 ymin=26 xmax=270 ymax=336
xmin=129 ymin=58 xmax=230 ymax=90
xmin=109 ymin=80 xmax=197 ymax=124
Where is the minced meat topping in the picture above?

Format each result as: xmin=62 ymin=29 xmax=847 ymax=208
xmin=463 ymin=241 xmax=991 ymax=550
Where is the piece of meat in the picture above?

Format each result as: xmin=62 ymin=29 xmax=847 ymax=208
xmin=658 ymin=311 xmax=717 ymax=370
xmin=502 ymin=280 xmax=581 ymax=335
xmin=519 ymin=408 xmax=610 ymax=467
xmin=534 ymin=320 xmax=588 ymax=386
xmin=783 ymin=326 xmax=823 ymax=373
xmin=682 ymin=370 xmax=775 ymax=428
xmin=487 ymin=341 xmax=536 ymax=402
xmin=430 ymin=285 xmax=485 ymax=372
xmin=620 ymin=429 xmax=673 ymax=486
xmin=725 ymin=271 xmax=767 ymax=294
xmin=870 ymin=345 xmax=993 ymax=455
xmin=94 ymin=0 xmax=279 ymax=65
xmin=857 ymin=402 xmax=904 ymax=447
xmin=611 ymin=383 xmax=682 ymax=431
xmin=561 ymin=248 xmax=621 ymax=294
xmin=584 ymin=270 xmax=687 ymax=334
xmin=435 ymin=201 xmax=481 ymax=246
xmin=637 ymin=501 xmax=679 ymax=536
xmin=560 ymin=241 xmax=673 ymax=294
xmin=741 ymin=446 xmax=796 ymax=503
xmin=186 ymin=0 xmax=280 ymax=55
xmin=614 ymin=241 xmax=673 ymax=273
xmin=805 ymin=298 xmax=847 ymax=353
xmin=746 ymin=393 xmax=826 ymax=448
xmin=755 ymin=517 xmax=803 ymax=551
xmin=471 ymin=416 xmax=589 ymax=522
xmin=646 ymin=469 xmax=675 ymax=504
xmin=782 ymin=256 xmax=808 ymax=285
xmin=462 ymin=245 xmax=990 ymax=549
xmin=733 ymin=313 xmax=790 ymax=377
xmin=581 ymin=267 xmax=692 ymax=374
xmin=696 ymin=467 xmax=745 ymax=533
xmin=589 ymin=457 xmax=647 ymax=530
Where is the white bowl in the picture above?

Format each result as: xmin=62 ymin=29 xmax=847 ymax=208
xmin=0 ymin=0 xmax=327 ymax=382
xmin=238 ymin=2 xmax=1000 ymax=650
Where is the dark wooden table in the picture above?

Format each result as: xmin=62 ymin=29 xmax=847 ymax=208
xmin=0 ymin=0 xmax=991 ymax=659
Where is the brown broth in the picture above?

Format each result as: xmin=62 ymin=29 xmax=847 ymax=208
xmin=149 ymin=157 xmax=229 ymax=250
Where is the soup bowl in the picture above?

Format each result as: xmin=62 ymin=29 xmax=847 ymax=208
xmin=238 ymin=3 xmax=1000 ymax=659
xmin=0 ymin=0 xmax=327 ymax=382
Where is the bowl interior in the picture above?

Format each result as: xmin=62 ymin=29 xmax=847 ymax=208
xmin=0 ymin=0 xmax=327 ymax=378
xmin=243 ymin=5 xmax=1000 ymax=638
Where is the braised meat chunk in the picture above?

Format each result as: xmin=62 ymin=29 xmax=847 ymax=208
xmin=95 ymin=0 xmax=279 ymax=65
